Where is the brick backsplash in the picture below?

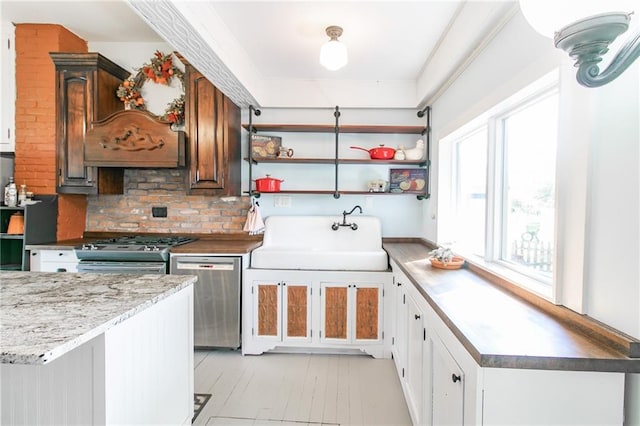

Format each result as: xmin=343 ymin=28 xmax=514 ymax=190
xmin=86 ymin=169 xmax=250 ymax=234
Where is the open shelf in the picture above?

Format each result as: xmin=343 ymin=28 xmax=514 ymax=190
xmin=246 ymin=157 xmax=335 ymax=164
xmin=0 ymin=233 xmax=24 ymax=239
xmin=0 ymin=263 xmax=22 ymax=271
xmin=244 ymin=106 xmax=432 ymax=200
xmin=246 ymin=190 xmax=428 ymax=199
xmin=245 ymin=157 xmax=427 ymax=166
xmin=0 ymin=196 xmax=57 ymax=271
xmin=242 ymin=123 xmax=427 ymax=134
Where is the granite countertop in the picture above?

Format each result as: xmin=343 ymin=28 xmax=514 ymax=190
xmin=383 ymin=242 xmax=640 ymax=373
xmin=0 ymin=271 xmax=196 ymax=365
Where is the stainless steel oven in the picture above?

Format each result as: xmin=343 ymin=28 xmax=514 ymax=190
xmin=74 ymin=236 xmax=197 ymax=274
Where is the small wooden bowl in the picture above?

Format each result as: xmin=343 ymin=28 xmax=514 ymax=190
xmin=428 ymin=256 xmax=465 ymax=270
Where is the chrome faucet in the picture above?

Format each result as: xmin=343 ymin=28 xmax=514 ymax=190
xmin=346 ymin=205 xmax=363 ymax=216
xmin=332 ymin=205 xmax=363 ymax=230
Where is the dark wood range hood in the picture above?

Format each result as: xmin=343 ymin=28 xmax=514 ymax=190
xmin=84 ymin=109 xmax=186 ymax=168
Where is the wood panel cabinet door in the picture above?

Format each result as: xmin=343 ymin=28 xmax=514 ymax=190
xmin=51 ymin=53 xmax=128 ymax=194
xmin=253 ymin=281 xmax=311 ymax=342
xmin=282 ymin=282 xmax=311 ymax=342
xmin=320 ymin=282 xmax=382 ymax=344
xmin=354 ymin=284 xmax=382 ymax=342
xmin=255 ymin=282 xmax=280 ymax=339
xmin=186 ymin=67 xmax=240 ymax=195
xmin=321 ymin=283 xmax=349 ymax=341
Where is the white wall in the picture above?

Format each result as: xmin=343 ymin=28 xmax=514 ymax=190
xmin=241 ymin=107 xmax=428 ymax=237
xmin=429 ymin=9 xmax=639 ymax=425
xmin=85 ymin=44 xmax=429 ymax=237
xmin=583 ymin=64 xmax=639 ymax=338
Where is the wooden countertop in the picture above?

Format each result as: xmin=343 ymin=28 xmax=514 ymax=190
xmin=169 ymin=237 xmax=262 ymax=254
xmin=383 ymin=241 xmax=640 ymax=373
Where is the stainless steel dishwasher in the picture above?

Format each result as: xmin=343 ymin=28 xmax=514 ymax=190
xmin=170 ymin=256 xmax=241 ymax=349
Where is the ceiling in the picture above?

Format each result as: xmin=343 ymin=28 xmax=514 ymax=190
xmin=1 ymin=0 xmax=519 ymax=108
xmin=1 ymin=0 xmax=162 ymax=42
xmin=208 ymin=1 xmax=460 ymax=81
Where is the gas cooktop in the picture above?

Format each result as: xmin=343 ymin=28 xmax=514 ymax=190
xmin=75 ymin=235 xmax=198 ymax=262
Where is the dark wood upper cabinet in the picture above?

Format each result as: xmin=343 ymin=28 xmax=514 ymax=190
xmin=50 ymin=53 xmax=129 ymax=194
xmin=84 ymin=110 xmax=186 ymax=168
xmin=185 ymin=64 xmax=241 ymax=195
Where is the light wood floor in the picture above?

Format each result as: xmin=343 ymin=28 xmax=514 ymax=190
xmin=193 ymin=350 xmax=411 ymax=426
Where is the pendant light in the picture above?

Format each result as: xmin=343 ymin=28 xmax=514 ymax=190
xmin=320 ymin=25 xmax=348 ymax=71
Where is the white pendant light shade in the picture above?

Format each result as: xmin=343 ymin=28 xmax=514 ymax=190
xmin=320 ymin=25 xmax=348 ymax=71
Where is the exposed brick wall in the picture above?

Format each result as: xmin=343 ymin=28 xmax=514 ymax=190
xmin=86 ymin=169 xmax=251 ymax=234
xmin=14 ymin=24 xmax=88 ymax=240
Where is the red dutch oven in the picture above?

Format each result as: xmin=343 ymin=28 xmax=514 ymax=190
xmin=254 ymin=175 xmax=284 ymax=192
xmin=350 ymin=145 xmax=396 ymax=160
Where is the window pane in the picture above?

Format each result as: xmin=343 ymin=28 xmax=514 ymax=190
xmin=501 ymin=93 xmax=558 ymax=280
xmin=454 ymin=128 xmax=487 ymax=256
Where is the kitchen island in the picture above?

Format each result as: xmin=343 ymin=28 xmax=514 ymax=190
xmin=0 ymin=271 xmax=196 ymax=425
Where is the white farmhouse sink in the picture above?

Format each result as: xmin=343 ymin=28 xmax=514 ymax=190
xmin=251 ymin=215 xmax=388 ymax=271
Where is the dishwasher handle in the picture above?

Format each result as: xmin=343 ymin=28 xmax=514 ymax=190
xmin=174 ymin=257 xmax=239 ymax=271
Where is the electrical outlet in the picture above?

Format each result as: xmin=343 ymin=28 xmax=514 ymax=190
xmin=152 ymin=206 xmax=167 ymax=218
xmin=274 ymin=196 xmax=292 ymax=208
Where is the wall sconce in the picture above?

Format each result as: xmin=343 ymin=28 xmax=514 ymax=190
xmin=320 ymin=25 xmax=348 ymax=71
xmin=520 ymin=0 xmax=639 ymax=87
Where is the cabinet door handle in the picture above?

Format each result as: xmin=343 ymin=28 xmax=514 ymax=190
xmin=397 ymin=282 xmax=402 ymax=287
xmin=58 ymin=252 xmax=64 ymax=256
xmin=414 ymin=314 xmax=421 ymax=320
xmin=452 ymin=373 xmax=461 ymax=383
xmin=56 ymin=268 xmax=67 ymax=272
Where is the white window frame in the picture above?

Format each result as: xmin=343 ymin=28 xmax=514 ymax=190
xmin=438 ymin=70 xmax=559 ymax=300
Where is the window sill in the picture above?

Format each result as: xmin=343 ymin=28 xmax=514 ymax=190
xmin=460 ymin=253 xmax=553 ymax=301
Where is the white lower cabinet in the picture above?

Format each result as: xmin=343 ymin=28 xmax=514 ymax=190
xmin=243 ymin=269 xmax=392 ymax=358
xmin=430 ymin=333 xmax=464 ymax=425
xmin=392 ymin=275 xmax=408 ymax=379
xmin=390 ymin=261 xmax=625 ymax=426
xmin=405 ymin=293 xmax=426 ymax=425
xmin=30 ymin=249 xmax=79 ymax=272
xmin=391 ymin=265 xmax=428 ymax=425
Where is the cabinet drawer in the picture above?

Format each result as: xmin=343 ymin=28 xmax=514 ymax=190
xmin=38 ymin=249 xmax=78 ymax=263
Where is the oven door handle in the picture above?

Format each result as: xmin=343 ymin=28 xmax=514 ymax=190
xmin=77 ymin=262 xmax=167 ymax=274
